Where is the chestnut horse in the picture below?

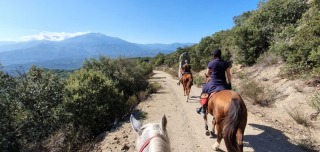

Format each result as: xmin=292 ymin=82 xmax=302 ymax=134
xmin=181 ymin=73 xmax=192 ymax=101
xmin=203 ymin=90 xmax=247 ymax=152
xmin=181 ymin=64 xmax=192 ymax=102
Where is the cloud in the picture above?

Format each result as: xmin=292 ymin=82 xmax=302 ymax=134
xmin=20 ymin=32 xmax=90 ymax=41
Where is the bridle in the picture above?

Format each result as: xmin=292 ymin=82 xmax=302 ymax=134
xmin=139 ymin=134 xmax=163 ymax=152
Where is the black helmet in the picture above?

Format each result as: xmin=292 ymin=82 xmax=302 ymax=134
xmin=211 ymin=48 xmax=221 ymax=57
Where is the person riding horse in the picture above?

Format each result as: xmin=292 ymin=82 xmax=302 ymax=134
xmin=177 ymin=52 xmax=190 ymax=85
xmin=178 ymin=60 xmax=193 ymax=86
xmin=197 ymin=48 xmax=232 ymax=115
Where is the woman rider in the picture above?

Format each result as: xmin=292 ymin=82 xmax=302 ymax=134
xmin=196 ymin=48 xmax=232 ymax=115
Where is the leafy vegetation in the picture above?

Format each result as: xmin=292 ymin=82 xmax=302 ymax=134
xmin=158 ymin=0 xmax=319 ymax=78
xmin=1 ymin=0 xmax=320 ymax=151
xmin=0 ymin=57 xmax=153 ymax=151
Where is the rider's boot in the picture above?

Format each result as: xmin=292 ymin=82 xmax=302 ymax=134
xmin=196 ymin=106 xmax=206 ymax=115
xmin=196 ymin=107 xmax=202 ymax=114
xmin=201 ymin=107 xmax=206 ymax=115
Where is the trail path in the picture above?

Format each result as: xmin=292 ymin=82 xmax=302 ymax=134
xmin=93 ymin=70 xmax=305 ymax=152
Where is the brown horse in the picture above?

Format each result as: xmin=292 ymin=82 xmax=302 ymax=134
xmin=203 ymin=90 xmax=247 ymax=152
xmin=181 ymin=73 xmax=192 ymax=102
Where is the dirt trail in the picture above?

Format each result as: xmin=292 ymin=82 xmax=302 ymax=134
xmin=92 ymin=70 xmax=306 ymax=152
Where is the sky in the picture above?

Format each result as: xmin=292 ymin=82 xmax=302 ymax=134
xmin=0 ymin=0 xmax=260 ymax=44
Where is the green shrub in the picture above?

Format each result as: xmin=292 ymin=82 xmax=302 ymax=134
xmin=193 ymin=75 xmax=206 ymax=87
xmin=64 ymin=68 xmax=126 ymax=136
xmin=148 ymin=82 xmax=162 ymax=93
xmin=128 ymin=94 xmax=139 ymax=109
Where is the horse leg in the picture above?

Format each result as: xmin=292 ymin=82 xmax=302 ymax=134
xmin=186 ymin=87 xmax=190 ymax=100
xmin=212 ymin=122 xmax=223 ymax=151
xmin=204 ymin=113 xmax=210 ymax=136
xmin=210 ymin=116 xmax=216 ymax=137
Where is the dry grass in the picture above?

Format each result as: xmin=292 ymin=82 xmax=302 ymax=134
xmin=239 ymin=79 xmax=277 ymax=106
xmin=285 ymin=106 xmax=312 ymax=127
xmin=256 ymin=52 xmax=280 ymax=67
xmin=294 ymin=130 xmax=319 ymax=152
xmin=148 ymin=82 xmax=162 ymax=93
xmin=293 ymin=84 xmax=304 ymax=92
xmin=235 ymin=70 xmax=247 ymax=80
xmin=308 ymin=91 xmax=320 ymax=112
xmin=138 ymin=90 xmax=148 ymax=101
xmin=193 ymin=74 xmax=206 ymax=87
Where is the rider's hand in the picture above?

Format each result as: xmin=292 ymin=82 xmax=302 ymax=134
xmin=226 ymin=83 xmax=232 ymax=90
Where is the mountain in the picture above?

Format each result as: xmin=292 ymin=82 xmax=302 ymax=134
xmin=0 ymin=33 xmax=194 ymax=71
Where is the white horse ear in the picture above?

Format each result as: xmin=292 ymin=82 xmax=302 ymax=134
xmin=130 ymin=114 xmax=142 ymax=133
xmin=160 ymin=114 xmax=167 ymax=131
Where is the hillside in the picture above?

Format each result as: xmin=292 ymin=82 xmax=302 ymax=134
xmin=92 ymin=67 xmax=320 ymax=151
xmin=231 ymin=62 xmax=320 ymax=151
xmin=0 ymin=33 xmax=194 ymax=71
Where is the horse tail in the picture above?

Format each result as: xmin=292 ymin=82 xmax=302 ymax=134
xmin=223 ymin=97 xmax=243 ymax=152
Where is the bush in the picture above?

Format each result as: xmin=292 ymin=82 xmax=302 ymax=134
xmin=285 ymin=106 xmax=312 ymax=127
xmin=64 ymin=69 xmax=126 ymax=136
xmin=256 ymin=52 xmax=280 ymax=67
xmin=239 ymin=79 xmax=276 ymax=106
xmin=193 ymin=74 xmax=206 ymax=87
xmin=148 ymin=82 xmax=162 ymax=93
xmin=82 ymin=56 xmax=151 ymax=98
xmin=308 ymin=91 xmax=320 ymax=112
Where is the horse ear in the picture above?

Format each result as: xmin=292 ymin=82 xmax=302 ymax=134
xmin=160 ymin=114 xmax=167 ymax=131
xmin=130 ymin=114 xmax=142 ymax=133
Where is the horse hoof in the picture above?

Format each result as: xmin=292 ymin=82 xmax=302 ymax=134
xmin=205 ymin=130 xmax=210 ymax=136
xmin=210 ymin=131 xmax=215 ymax=137
xmin=212 ymin=143 xmax=220 ymax=151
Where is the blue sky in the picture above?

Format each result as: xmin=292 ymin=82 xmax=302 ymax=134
xmin=0 ymin=0 xmax=260 ymax=44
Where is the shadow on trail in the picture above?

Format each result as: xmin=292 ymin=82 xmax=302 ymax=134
xmin=245 ymin=123 xmax=306 ymax=152
xmin=155 ymin=91 xmax=170 ymax=94
xmin=186 ymin=96 xmax=200 ymax=103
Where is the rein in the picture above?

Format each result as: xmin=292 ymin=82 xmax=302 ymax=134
xmin=139 ymin=134 xmax=163 ymax=152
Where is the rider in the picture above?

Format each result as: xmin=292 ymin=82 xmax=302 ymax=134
xmin=196 ymin=48 xmax=232 ymax=115
xmin=177 ymin=52 xmax=191 ymax=85
xmin=178 ymin=60 xmax=193 ymax=85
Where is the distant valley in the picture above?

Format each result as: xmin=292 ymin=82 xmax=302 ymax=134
xmin=0 ymin=33 xmax=194 ymax=72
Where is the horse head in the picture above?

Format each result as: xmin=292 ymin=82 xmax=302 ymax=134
xmin=130 ymin=114 xmax=171 ymax=152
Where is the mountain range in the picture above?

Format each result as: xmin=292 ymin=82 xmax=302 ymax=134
xmin=0 ymin=33 xmax=194 ymax=72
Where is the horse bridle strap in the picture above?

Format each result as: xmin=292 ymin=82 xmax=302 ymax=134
xmin=139 ymin=134 xmax=162 ymax=152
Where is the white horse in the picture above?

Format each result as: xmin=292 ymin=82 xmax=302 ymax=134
xmin=130 ymin=114 xmax=171 ymax=152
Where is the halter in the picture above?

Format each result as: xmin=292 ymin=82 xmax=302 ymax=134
xmin=139 ymin=134 xmax=162 ymax=152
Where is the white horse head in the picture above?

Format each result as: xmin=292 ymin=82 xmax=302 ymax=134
xmin=130 ymin=114 xmax=171 ymax=152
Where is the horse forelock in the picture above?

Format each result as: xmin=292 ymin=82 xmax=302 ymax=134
xmin=136 ymin=123 xmax=170 ymax=152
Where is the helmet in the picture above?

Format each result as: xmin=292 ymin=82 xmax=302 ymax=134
xmin=211 ymin=48 xmax=221 ymax=57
